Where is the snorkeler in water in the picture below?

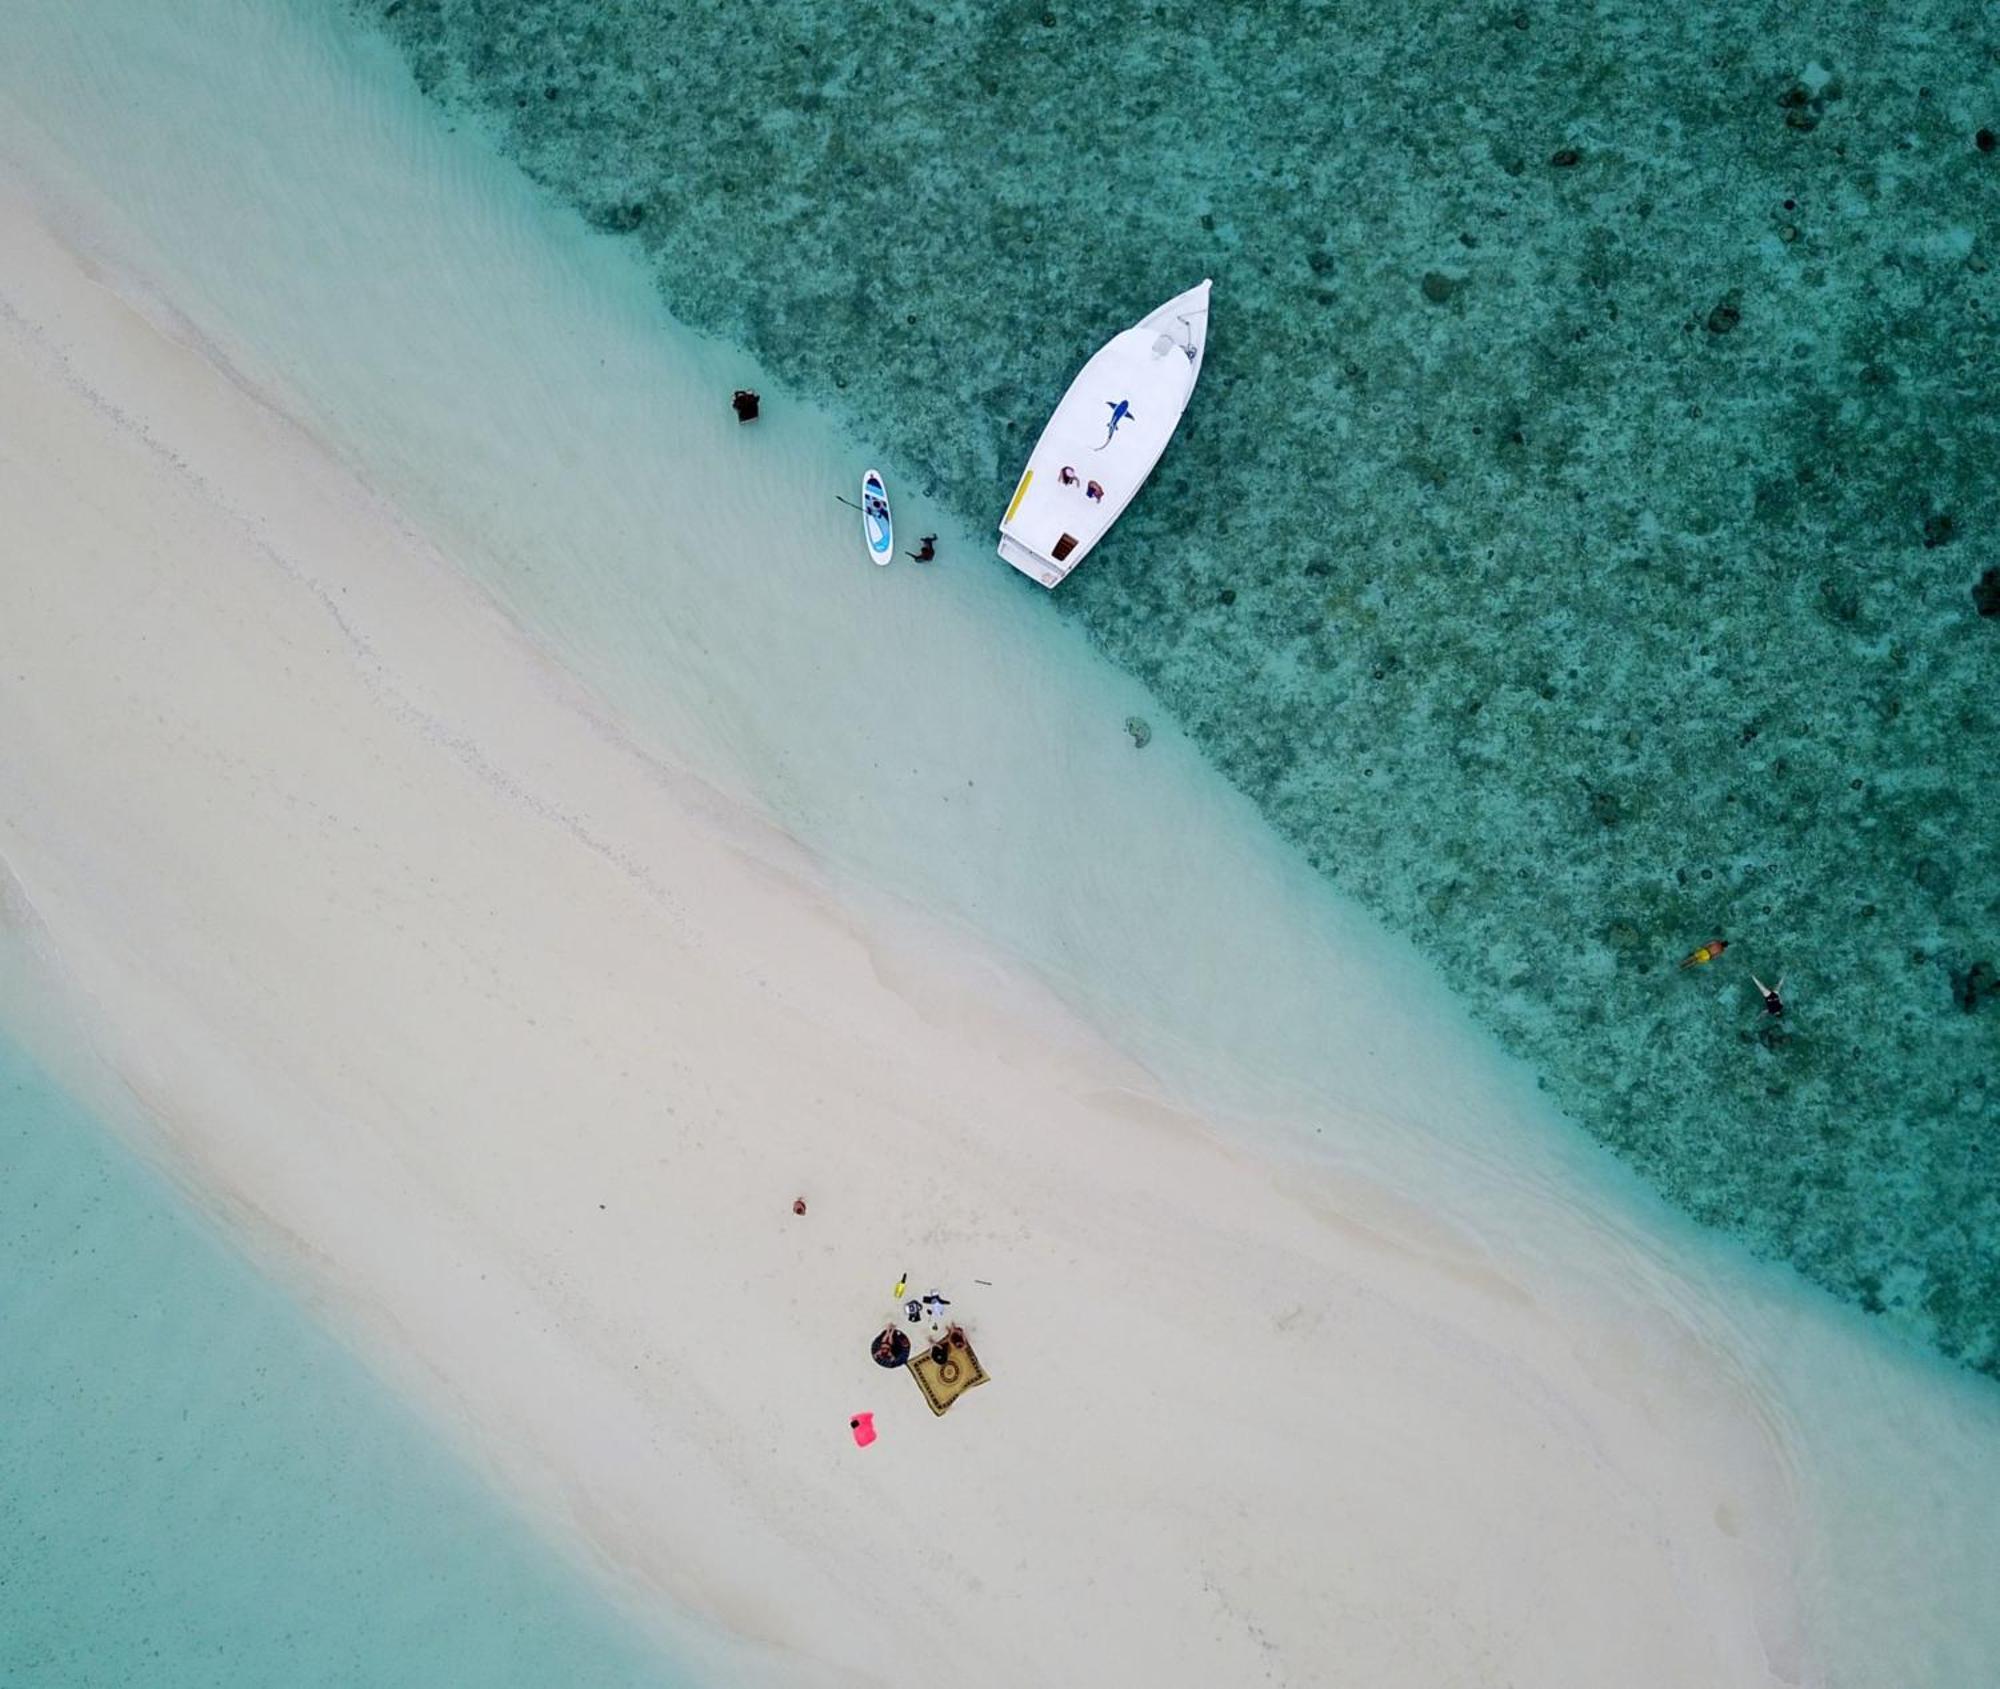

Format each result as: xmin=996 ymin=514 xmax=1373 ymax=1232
xmin=1751 ymin=974 xmax=1785 ymax=1017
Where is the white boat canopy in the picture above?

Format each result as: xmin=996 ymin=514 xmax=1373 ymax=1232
xmin=996 ymin=279 xmax=1211 ymax=588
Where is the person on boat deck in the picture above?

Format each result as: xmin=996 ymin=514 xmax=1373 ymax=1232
xmin=909 ymin=534 xmax=938 ymax=562
xmin=1059 ymin=465 xmax=1079 ymax=486
xmin=1085 ymin=480 xmax=1105 ymax=502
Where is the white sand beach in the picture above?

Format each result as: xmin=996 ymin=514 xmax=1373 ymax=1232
xmin=0 ymin=154 xmax=1829 ymax=1688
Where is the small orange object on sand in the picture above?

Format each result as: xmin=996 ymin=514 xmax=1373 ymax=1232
xmin=1680 ymin=938 xmax=1728 ymax=968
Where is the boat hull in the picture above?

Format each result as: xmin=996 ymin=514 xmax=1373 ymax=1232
xmin=996 ymin=280 xmax=1211 ymax=588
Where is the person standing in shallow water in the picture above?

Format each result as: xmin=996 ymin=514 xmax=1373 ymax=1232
xmin=908 ymin=534 xmax=937 ymax=562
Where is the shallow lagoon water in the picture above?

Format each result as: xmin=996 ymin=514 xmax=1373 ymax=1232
xmin=3 ymin=1 xmax=2000 ymax=1683
xmin=369 ymin=0 xmax=2000 ymax=1380
xmin=0 ymin=1021 xmax=682 ymax=1689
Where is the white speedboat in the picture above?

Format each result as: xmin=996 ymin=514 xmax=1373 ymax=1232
xmin=996 ymin=279 xmax=1211 ymax=588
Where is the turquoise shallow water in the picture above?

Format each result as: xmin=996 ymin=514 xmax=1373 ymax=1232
xmin=0 ymin=1029 xmax=683 ymax=1689
xmin=366 ymin=0 xmax=2000 ymax=1379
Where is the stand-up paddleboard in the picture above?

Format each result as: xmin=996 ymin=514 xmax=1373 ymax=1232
xmin=862 ymin=470 xmax=893 ymax=567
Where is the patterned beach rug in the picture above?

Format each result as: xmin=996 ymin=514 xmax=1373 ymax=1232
xmin=908 ymin=1333 xmax=989 ymax=1417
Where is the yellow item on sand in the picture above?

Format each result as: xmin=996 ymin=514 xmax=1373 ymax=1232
xmin=893 ymin=1276 xmax=907 ymax=1299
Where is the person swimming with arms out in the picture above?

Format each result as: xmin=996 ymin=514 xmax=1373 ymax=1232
xmin=1751 ymin=975 xmax=1785 ymax=1016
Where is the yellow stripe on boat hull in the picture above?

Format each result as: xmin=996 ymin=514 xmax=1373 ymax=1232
xmin=1002 ymin=468 xmax=1034 ymax=525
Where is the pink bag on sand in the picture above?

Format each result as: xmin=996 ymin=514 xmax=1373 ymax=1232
xmin=850 ymin=1412 xmax=877 ymax=1448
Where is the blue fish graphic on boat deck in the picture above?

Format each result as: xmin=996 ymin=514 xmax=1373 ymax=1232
xmin=1094 ymin=398 xmax=1135 ymax=450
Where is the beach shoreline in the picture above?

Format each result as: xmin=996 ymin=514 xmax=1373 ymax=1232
xmin=0 ymin=147 xmax=1828 ymax=1686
